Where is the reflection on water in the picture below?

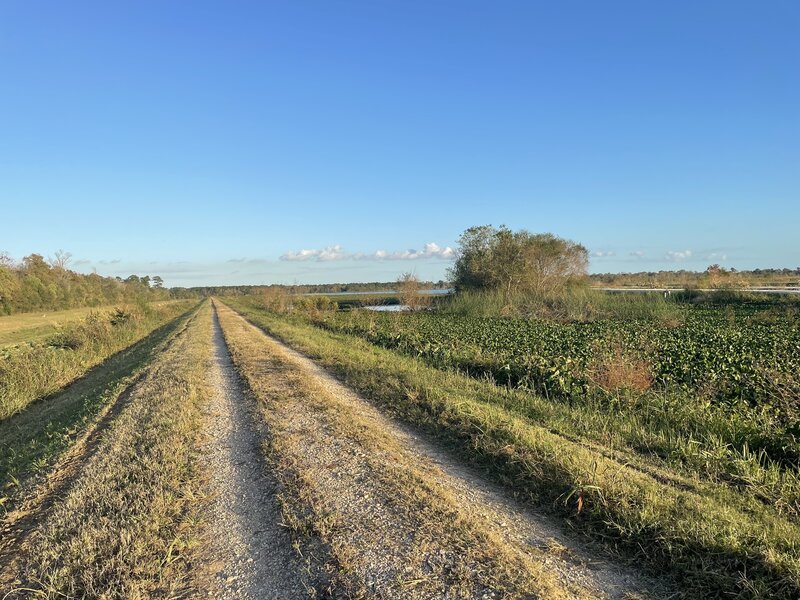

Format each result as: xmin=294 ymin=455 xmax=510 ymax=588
xmin=364 ymin=304 xmax=410 ymax=312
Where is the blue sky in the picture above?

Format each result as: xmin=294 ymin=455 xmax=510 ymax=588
xmin=1 ymin=1 xmax=797 ymax=286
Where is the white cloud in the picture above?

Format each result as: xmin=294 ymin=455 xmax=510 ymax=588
xmin=280 ymin=242 xmax=454 ymax=262
xmin=372 ymin=243 xmax=455 ymax=261
xmin=665 ymin=250 xmax=692 ymax=261
xmin=592 ymin=250 xmax=615 ymax=258
xmin=707 ymin=252 xmax=728 ymax=261
xmin=280 ymin=245 xmax=348 ymax=262
xmin=629 ymin=250 xmax=645 ymax=258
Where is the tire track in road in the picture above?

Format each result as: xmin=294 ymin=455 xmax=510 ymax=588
xmin=202 ymin=306 xmax=309 ymax=599
xmin=216 ymin=301 xmax=668 ymax=599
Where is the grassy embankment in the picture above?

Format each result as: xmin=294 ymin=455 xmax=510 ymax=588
xmin=0 ymin=300 xmax=196 ymax=422
xmin=0 ymin=300 xmax=188 ymax=348
xmin=4 ymin=301 xmax=212 ymax=598
xmin=0 ymin=301 xmax=198 ymax=509
xmin=0 ymin=305 xmax=119 ymax=348
xmin=223 ymin=297 xmax=800 ymax=599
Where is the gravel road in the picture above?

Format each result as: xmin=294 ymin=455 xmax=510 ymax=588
xmin=259 ymin=321 xmax=658 ymax=598
xmin=202 ymin=309 xmax=309 ymax=599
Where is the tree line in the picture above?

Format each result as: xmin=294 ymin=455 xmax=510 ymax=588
xmin=182 ymin=280 xmax=450 ymax=298
xmin=0 ymin=252 xmax=188 ymax=315
xmin=589 ymin=267 xmax=800 ymax=289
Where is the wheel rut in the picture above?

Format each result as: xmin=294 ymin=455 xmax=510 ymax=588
xmin=202 ymin=307 xmax=309 ymax=599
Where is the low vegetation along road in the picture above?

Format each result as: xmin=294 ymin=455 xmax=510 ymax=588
xmin=2 ymin=296 xmax=794 ymax=598
xmin=0 ymin=299 xmax=659 ymax=598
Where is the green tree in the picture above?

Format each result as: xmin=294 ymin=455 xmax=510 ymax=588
xmin=0 ymin=266 xmax=20 ymax=314
xmin=449 ymin=225 xmax=588 ymax=297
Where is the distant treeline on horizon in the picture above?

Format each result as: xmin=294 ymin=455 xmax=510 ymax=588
xmin=185 ymin=280 xmax=451 ymax=297
xmin=188 ymin=267 xmax=800 ymax=298
xmin=0 ymin=253 xmax=194 ymax=316
xmin=4 ymin=251 xmax=799 ymax=317
xmin=589 ymin=267 xmax=800 ymax=288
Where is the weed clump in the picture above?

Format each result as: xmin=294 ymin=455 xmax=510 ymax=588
xmin=586 ymin=343 xmax=653 ymax=395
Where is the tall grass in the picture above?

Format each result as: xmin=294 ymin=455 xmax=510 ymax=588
xmin=0 ymin=301 xmax=195 ymax=421
xmin=441 ymin=288 xmax=685 ymax=323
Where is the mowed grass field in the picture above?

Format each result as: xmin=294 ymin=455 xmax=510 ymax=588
xmin=0 ymin=300 xmax=188 ymax=348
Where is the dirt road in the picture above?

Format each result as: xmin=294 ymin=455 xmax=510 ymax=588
xmin=1 ymin=300 xmax=667 ymax=598
xmin=201 ymin=308 xmax=309 ymax=598
xmin=211 ymin=300 xmax=666 ymax=599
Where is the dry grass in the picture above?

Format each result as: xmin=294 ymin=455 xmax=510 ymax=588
xmin=215 ymin=300 xmax=605 ymax=599
xmin=260 ymin=286 xmax=293 ymax=313
xmin=224 ymin=299 xmax=800 ymax=599
xmin=586 ymin=343 xmax=654 ymax=394
xmin=1 ymin=302 xmax=212 ymax=598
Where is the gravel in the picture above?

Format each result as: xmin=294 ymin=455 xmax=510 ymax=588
xmin=201 ymin=310 xmax=309 ymax=599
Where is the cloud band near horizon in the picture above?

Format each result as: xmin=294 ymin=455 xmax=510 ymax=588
xmin=280 ymin=242 xmax=455 ymax=262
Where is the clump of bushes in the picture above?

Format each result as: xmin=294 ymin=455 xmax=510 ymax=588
xmin=255 ymin=290 xmax=337 ymax=316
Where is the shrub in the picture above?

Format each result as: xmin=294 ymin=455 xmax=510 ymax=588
xmin=586 ymin=342 xmax=654 ymax=395
xmin=397 ymin=272 xmax=432 ymax=311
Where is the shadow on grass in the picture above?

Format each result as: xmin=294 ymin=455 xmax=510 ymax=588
xmin=0 ymin=307 xmax=196 ymax=506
